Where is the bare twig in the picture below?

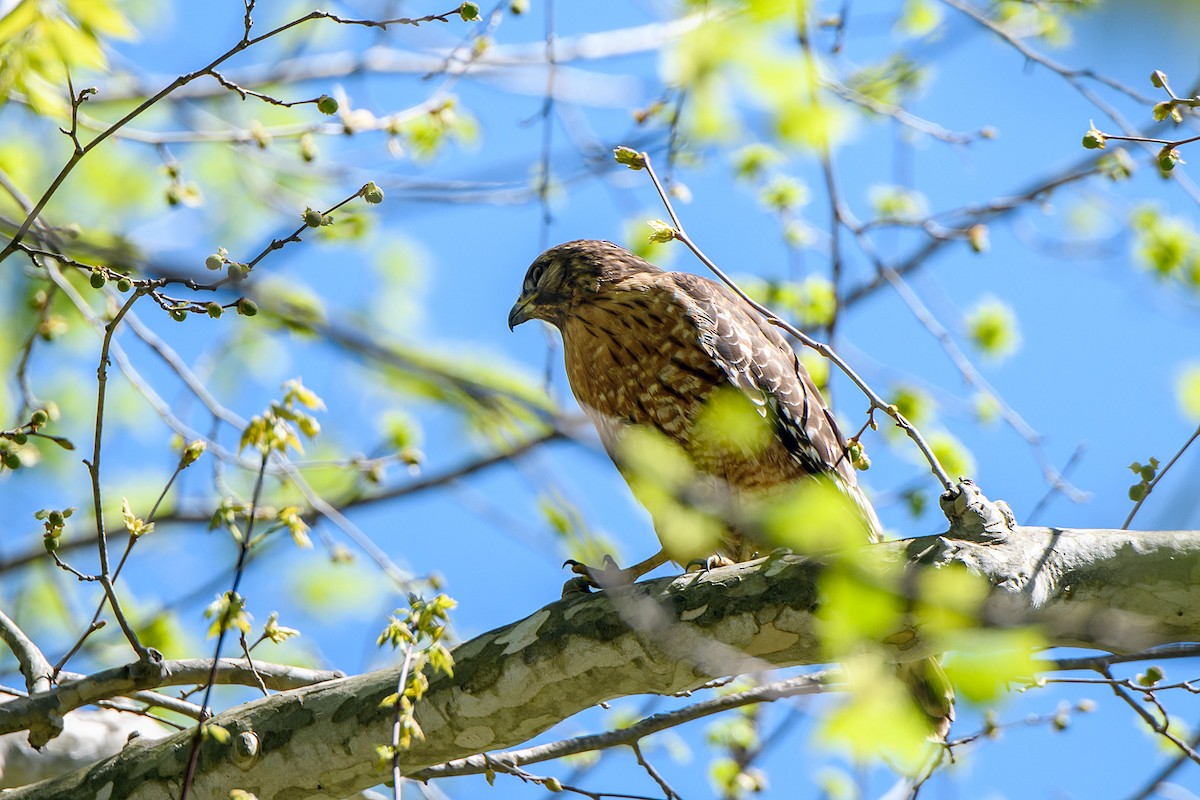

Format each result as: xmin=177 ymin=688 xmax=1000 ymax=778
xmin=1047 ymin=643 xmax=1200 ymax=672
xmin=631 ymin=741 xmax=683 ymax=800
xmin=850 ymin=229 xmax=1088 ymax=503
xmin=1101 ymin=667 xmax=1200 ymax=766
xmin=1124 ymin=721 xmax=1200 ymax=800
xmin=55 ymin=456 xmax=193 ymax=679
xmin=409 ymin=671 xmax=833 ymax=781
xmin=179 ymin=448 xmax=270 ymax=800
xmin=83 ymin=287 xmax=153 ymax=661
xmin=939 ymin=0 xmax=1153 ymax=106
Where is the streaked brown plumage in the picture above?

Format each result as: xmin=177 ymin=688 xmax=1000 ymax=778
xmin=509 ymin=239 xmax=953 ymax=739
xmin=508 ymin=239 xmax=881 ymax=563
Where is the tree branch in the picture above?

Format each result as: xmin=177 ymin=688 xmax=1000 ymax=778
xmin=0 ymin=611 xmax=54 ymax=697
xmin=7 ymin=503 xmax=1200 ymax=798
xmin=0 ymin=659 xmax=343 ymax=745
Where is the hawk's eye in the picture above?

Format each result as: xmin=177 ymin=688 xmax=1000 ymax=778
xmin=527 ymin=264 xmax=545 ymax=290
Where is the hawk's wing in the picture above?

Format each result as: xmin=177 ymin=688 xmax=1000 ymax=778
xmin=669 ymin=272 xmax=858 ymax=489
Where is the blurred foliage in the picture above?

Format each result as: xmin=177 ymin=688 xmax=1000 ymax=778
xmin=759 ymin=478 xmax=873 ymax=552
xmin=928 ymin=431 xmax=976 ymax=480
xmin=619 ymin=426 xmax=723 ymax=562
xmin=820 ymin=652 xmax=933 ymax=770
xmin=538 ymin=490 xmax=620 ymax=567
xmin=1178 ymin=364 xmax=1200 ymax=422
xmin=0 ymin=0 xmax=135 ymax=114
xmin=869 ymin=184 xmax=928 ymax=223
xmin=750 ymin=275 xmax=836 ymax=329
xmin=965 ymin=296 xmax=1022 ymax=362
xmin=889 ymin=384 xmax=934 ymax=428
xmin=1132 ymin=204 xmax=1200 ymax=289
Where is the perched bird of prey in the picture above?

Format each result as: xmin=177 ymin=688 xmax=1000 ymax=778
xmin=508 ymin=238 xmax=953 ymax=737
xmin=508 ymin=239 xmax=881 ymax=566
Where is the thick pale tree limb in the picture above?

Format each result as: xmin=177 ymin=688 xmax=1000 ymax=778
xmin=6 ymin=515 xmax=1200 ymax=799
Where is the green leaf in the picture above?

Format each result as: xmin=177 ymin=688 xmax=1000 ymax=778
xmin=847 ymin=55 xmax=928 ymax=107
xmin=202 ymin=722 xmax=230 ymax=744
xmin=817 ymin=560 xmax=904 ymax=654
xmin=692 ymin=386 xmax=773 ymax=457
xmin=613 ymin=146 xmax=646 ymax=170
xmin=869 ymin=184 xmax=928 ymax=222
xmin=622 ymin=217 xmax=676 ymax=264
xmin=896 ymin=0 xmax=943 ymax=38
xmin=458 ymin=2 xmax=480 ymax=22
xmin=1177 ymin=363 xmax=1200 ymax=422
xmin=929 ymin=431 xmax=975 ymax=479
xmin=965 ymin=296 xmax=1021 ymax=361
xmin=890 ymin=385 xmax=934 ymax=426
xmin=290 ymin=561 xmax=379 ymax=620
xmin=1132 ymin=205 xmax=1199 ymax=279
xmin=731 ymin=143 xmax=781 ymax=180
xmin=758 ymin=478 xmax=874 ymax=554
xmin=646 ymin=219 xmax=676 ymax=244
xmin=756 ymin=276 xmax=836 ymax=328
xmin=120 ymin=497 xmax=155 ymax=538
xmin=758 ymin=176 xmax=808 ymax=211
xmin=942 ymin=628 xmax=1044 ymax=703
xmin=619 ymin=428 xmax=722 ymax=562
xmin=916 ymin=564 xmax=991 ymax=636
xmin=819 ymin=652 xmax=936 ymax=772
xmin=135 ymin=612 xmax=191 ymax=659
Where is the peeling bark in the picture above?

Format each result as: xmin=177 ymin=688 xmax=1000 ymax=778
xmin=6 ymin=524 xmax=1200 ymax=800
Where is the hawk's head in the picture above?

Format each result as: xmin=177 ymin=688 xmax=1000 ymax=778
xmin=508 ymin=239 xmax=658 ymax=330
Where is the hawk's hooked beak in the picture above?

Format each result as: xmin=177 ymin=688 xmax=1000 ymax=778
xmin=508 ymin=293 xmax=536 ymax=331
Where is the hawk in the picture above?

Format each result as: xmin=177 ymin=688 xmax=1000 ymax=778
xmin=508 ymin=239 xmax=881 ymax=564
xmin=508 ymin=239 xmax=953 ymax=737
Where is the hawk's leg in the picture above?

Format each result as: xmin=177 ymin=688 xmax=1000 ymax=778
xmin=562 ymin=549 xmax=670 ymax=594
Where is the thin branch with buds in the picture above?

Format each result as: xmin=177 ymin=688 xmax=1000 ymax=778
xmin=1123 ymin=423 xmax=1200 ymax=529
xmin=0 ymin=5 xmax=462 ymax=263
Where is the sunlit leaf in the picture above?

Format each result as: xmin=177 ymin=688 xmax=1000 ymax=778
xmin=1177 ymin=363 xmax=1200 ymax=422
xmin=896 ymin=0 xmax=943 ymax=37
xmin=817 ymin=557 xmax=904 ymax=654
xmin=929 ymin=431 xmax=975 ymax=479
xmin=759 ymin=478 xmax=872 ymax=553
xmin=965 ymin=297 xmax=1021 ymax=361
xmin=943 ymin=628 xmax=1043 ymax=703
xmin=819 ymin=652 xmax=936 ymax=771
